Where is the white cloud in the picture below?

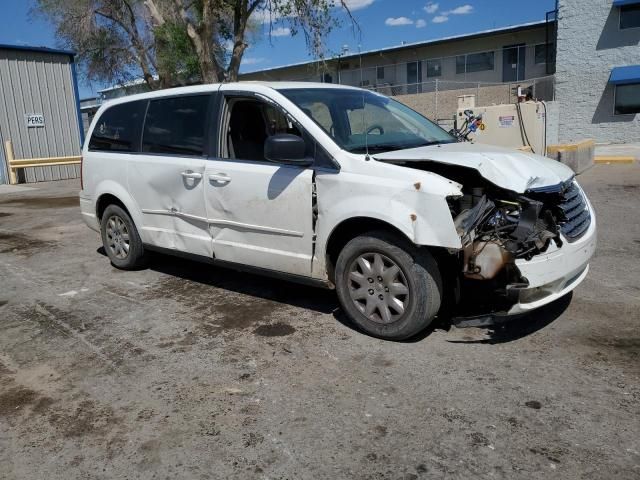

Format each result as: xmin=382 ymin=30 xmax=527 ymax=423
xmin=385 ymin=16 xmax=414 ymax=26
xmin=242 ymin=57 xmax=266 ymax=65
xmin=447 ymin=4 xmax=473 ymax=15
xmin=341 ymin=0 xmax=375 ymax=10
xmin=424 ymin=2 xmax=439 ymax=14
xmin=432 ymin=15 xmax=448 ymax=23
xmin=270 ymin=26 xmax=291 ymax=37
xmin=415 ymin=19 xmax=427 ymax=28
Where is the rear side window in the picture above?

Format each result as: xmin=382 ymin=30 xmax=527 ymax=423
xmin=89 ymin=101 xmax=146 ymax=152
xmin=142 ymin=95 xmax=210 ymax=156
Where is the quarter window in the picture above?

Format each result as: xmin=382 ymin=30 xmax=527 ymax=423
xmin=89 ymin=101 xmax=145 ymax=152
xmin=142 ymin=95 xmax=210 ymax=156
xmin=615 ymin=83 xmax=640 ymax=115
xmin=620 ymin=5 xmax=640 ymax=29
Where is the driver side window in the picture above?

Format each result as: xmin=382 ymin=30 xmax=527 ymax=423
xmin=222 ymin=97 xmax=303 ymax=162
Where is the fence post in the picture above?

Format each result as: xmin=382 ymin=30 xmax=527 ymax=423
xmin=435 ymin=78 xmax=439 ymax=119
xmin=5 ymin=140 xmax=16 ymax=185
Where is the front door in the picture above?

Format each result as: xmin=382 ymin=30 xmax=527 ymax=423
xmin=502 ymin=44 xmax=526 ymax=82
xmin=127 ymin=94 xmax=213 ymax=257
xmin=204 ymin=91 xmax=314 ymax=277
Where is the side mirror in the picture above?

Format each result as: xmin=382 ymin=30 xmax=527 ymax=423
xmin=264 ymin=134 xmax=312 ymax=166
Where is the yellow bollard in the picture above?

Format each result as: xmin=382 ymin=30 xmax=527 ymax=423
xmin=4 ymin=140 xmax=16 ymax=185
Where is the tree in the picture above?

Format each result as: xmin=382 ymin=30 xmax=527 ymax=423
xmin=34 ymin=0 xmax=356 ymax=89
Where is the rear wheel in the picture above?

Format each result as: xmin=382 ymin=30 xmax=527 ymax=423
xmin=100 ymin=204 xmax=147 ymax=269
xmin=335 ymin=231 xmax=442 ymax=340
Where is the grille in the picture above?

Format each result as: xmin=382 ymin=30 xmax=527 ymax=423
xmin=558 ymin=182 xmax=591 ymax=241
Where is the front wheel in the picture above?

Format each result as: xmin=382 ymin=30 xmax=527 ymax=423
xmin=100 ymin=204 xmax=147 ymax=269
xmin=335 ymin=231 xmax=442 ymax=340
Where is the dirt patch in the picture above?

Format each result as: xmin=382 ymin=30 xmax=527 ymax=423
xmin=0 ymin=196 xmax=79 ymax=209
xmin=525 ymin=400 xmax=542 ymax=410
xmin=0 ymin=386 xmax=39 ymax=415
xmin=0 ymin=232 xmax=58 ymax=256
xmin=48 ymin=399 xmax=118 ymax=438
xmin=141 ymin=276 xmax=284 ymax=337
xmin=253 ymin=323 xmax=296 ymax=337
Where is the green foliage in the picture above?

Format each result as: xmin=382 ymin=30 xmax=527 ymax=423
xmin=155 ymin=22 xmax=201 ymax=84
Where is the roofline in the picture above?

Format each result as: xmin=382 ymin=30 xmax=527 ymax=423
xmin=0 ymin=43 xmax=76 ymax=58
xmin=242 ymin=20 xmax=551 ymax=75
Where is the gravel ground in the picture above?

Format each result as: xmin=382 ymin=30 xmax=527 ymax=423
xmin=0 ymin=164 xmax=638 ymax=479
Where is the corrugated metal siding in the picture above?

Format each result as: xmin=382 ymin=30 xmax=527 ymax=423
xmin=0 ymin=49 xmax=81 ymax=183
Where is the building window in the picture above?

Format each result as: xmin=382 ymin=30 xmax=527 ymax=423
xmin=615 ymin=83 xmax=640 ymax=115
xmin=426 ymin=59 xmax=442 ymax=77
xmin=620 ymin=5 xmax=640 ymax=30
xmin=535 ymin=43 xmax=551 ymax=64
xmin=377 ymin=66 xmax=385 ymax=80
xmin=456 ymin=52 xmax=495 ymax=74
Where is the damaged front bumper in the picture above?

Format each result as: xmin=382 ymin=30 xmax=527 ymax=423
xmin=508 ymin=207 xmax=596 ymax=314
xmin=454 ymin=200 xmax=596 ymax=327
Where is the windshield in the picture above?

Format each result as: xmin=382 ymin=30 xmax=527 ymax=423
xmin=279 ymin=88 xmax=455 ymax=154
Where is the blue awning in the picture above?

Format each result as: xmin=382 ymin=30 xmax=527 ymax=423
xmin=613 ymin=0 xmax=640 ymax=7
xmin=609 ymin=65 xmax=640 ymax=85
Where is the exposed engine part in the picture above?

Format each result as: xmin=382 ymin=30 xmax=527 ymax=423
xmin=463 ymin=241 xmax=513 ymax=280
xmin=451 ymin=190 xmax=562 ymax=280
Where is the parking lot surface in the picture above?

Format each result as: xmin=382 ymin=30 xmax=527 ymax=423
xmin=0 ymin=164 xmax=639 ymax=479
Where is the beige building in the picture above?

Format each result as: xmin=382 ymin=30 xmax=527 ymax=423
xmin=242 ymin=21 xmax=554 ymax=94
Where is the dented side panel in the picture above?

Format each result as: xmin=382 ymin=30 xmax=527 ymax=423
xmin=204 ymin=160 xmax=315 ymax=277
xmin=312 ymin=164 xmax=463 ymax=279
xmin=127 ymin=153 xmax=212 ymax=258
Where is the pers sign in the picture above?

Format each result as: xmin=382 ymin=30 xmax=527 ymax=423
xmin=25 ymin=114 xmax=45 ymax=128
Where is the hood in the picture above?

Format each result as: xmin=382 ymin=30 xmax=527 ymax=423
xmin=373 ymin=142 xmax=574 ymax=193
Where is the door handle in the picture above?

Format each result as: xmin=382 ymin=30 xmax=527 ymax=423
xmin=209 ymin=173 xmax=231 ymax=183
xmin=181 ymin=171 xmax=202 ymax=180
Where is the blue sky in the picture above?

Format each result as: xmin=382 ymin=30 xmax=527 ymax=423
xmin=1 ymin=0 xmax=556 ymax=98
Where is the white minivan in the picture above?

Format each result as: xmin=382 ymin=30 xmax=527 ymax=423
xmin=80 ymin=82 xmax=596 ymax=340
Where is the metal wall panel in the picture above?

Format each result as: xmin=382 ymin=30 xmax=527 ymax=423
xmin=0 ymin=48 xmax=82 ymax=183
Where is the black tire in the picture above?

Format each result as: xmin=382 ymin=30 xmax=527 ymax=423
xmin=335 ymin=230 xmax=442 ymax=340
xmin=100 ymin=204 xmax=147 ymax=270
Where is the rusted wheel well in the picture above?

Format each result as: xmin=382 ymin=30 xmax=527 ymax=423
xmin=96 ymin=194 xmax=129 ymax=222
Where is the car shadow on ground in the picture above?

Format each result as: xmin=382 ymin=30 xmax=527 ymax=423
xmin=98 ymin=247 xmax=572 ymax=343
xmin=444 ymin=292 xmax=573 ymax=345
xmin=99 ymin=247 xmax=338 ymax=315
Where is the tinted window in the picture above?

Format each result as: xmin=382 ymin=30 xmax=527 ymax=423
xmin=142 ymin=95 xmax=209 ymax=156
xmin=89 ymin=101 xmax=145 ymax=152
xmin=620 ymin=5 xmax=640 ymax=29
xmin=615 ymin=84 xmax=640 ymax=115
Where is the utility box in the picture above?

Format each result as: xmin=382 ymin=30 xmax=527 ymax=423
xmin=458 ymin=102 xmax=548 ymax=156
xmin=457 ymin=95 xmax=476 ymax=110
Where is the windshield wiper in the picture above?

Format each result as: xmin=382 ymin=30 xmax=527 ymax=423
xmin=347 ymin=141 xmax=446 ymax=154
xmin=347 ymin=144 xmax=418 ymax=153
